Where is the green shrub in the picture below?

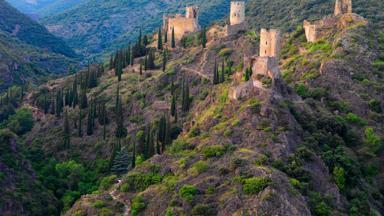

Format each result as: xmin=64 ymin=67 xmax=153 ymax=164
xmin=179 ymin=185 xmax=198 ymax=202
xmin=6 ymin=108 xmax=34 ymax=135
xmin=333 ymin=166 xmax=345 ymax=190
xmin=131 ymin=196 xmax=146 ymax=216
xmin=242 ymin=177 xmax=272 ymax=195
xmin=188 ymin=160 xmax=209 ymax=177
xmin=72 ymin=210 xmax=87 ymax=216
xmin=202 ymin=145 xmax=226 ymax=158
xmin=169 ymin=140 xmax=193 ymax=154
xmin=345 ymin=113 xmax=367 ymax=126
xmin=368 ymin=99 xmax=382 ymax=113
xmin=124 ymin=172 xmax=162 ymax=192
xmin=99 ymin=175 xmax=117 ymax=191
xmin=100 ymin=208 xmax=112 ymax=216
xmin=191 ymin=204 xmax=217 ymax=216
xmin=93 ymin=200 xmax=105 ymax=208
xmin=309 ymin=192 xmax=331 ymax=216
xmin=364 ymin=127 xmax=382 ymax=154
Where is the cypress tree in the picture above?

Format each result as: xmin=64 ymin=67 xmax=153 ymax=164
xmin=201 ymin=27 xmax=207 ymax=48
xmin=144 ymin=55 xmax=148 ymax=71
xmin=78 ymin=109 xmax=82 ymax=137
xmin=144 ymin=124 xmax=151 ymax=159
xmin=157 ymin=27 xmax=163 ymax=50
xmin=115 ymin=94 xmax=127 ymax=148
xmin=171 ymin=27 xmax=176 ymax=48
xmin=162 ymin=49 xmax=167 ymax=72
xmin=139 ymin=63 xmax=143 ymax=75
xmin=72 ymin=75 xmax=78 ymax=107
xmin=220 ymin=60 xmax=225 ymax=83
xmin=132 ymin=141 xmax=136 ymax=169
xmin=80 ymin=89 xmax=88 ymax=109
xmin=130 ymin=46 xmax=134 ymax=66
xmin=182 ymin=78 xmax=190 ymax=113
xmin=171 ymin=94 xmax=176 ymax=117
xmin=117 ymin=61 xmax=122 ymax=82
xmin=164 ymin=30 xmax=168 ymax=44
xmin=63 ymin=110 xmax=70 ymax=149
xmin=55 ymin=89 xmax=63 ymax=117
xmin=213 ymin=59 xmax=219 ymax=85
xmin=43 ymin=95 xmax=48 ymax=114
xmin=87 ymin=107 xmax=93 ymax=136
xmin=147 ymin=50 xmax=155 ymax=70
xmin=143 ymin=35 xmax=148 ymax=46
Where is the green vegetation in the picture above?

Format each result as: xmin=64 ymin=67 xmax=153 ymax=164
xmin=122 ymin=172 xmax=162 ymax=192
xmin=179 ymin=184 xmax=198 ymax=202
xmin=188 ymin=160 xmax=209 ymax=177
xmin=242 ymin=177 xmax=272 ymax=195
xmin=202 ymin=145 xmax=226 ymax=158
xmin=131 ymin=196 xmax=146 ymax=216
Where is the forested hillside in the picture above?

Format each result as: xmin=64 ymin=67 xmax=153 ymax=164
xmin=0 ymin=0 xmax=79 ymax=91
xmin=5 ymin=0 xmax=84 ymax=17
xmin=41 ymin=0 xmax=229 ymax=58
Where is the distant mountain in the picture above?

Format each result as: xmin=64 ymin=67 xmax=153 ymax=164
xmin=41 ymin=0 xmax=384 ymax=60
xmin=0 ymin=0 xmax=79 ymax=91
xmin=5 ymin=0 xmax=85 ymax=17
xmin=41 ymin=0 xmax=229 ymax=58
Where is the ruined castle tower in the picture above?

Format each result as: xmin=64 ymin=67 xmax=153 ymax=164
xmin=230 ymin=1 xmax=245 ymax=26
xmin=163 ymin=6 xmax=200 ymax=40
xmin=334 ymin=0 xmax=352 ymax=16
xmin=303 ymin=20 xmax=319 ymax=43
xmin=259 ymin=29 xmax=281 ymax=57
xmin=186 ymin=6 xmax=198 ymax=19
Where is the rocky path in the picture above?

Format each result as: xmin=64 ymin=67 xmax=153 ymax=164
xmin=109 ymin=179 xmax=130 ymax=216
xmin=180 ymin=66 xmax=211 ymax=80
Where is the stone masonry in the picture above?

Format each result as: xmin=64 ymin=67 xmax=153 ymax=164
xmin=225 ymin=1 xmax=247 ymax=36
xmin=163 ymin=6 xmax=200 ymax=40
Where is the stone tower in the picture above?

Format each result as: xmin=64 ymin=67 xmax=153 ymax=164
xmin=259 ymin=29 xmax=281 ymax=57
xmin=334 ymin=0 xmax=352 ymax=16
xmin=186 ymin=6 xmax=198 ymax=19
xmin=230 ymin=1 xmax=245 ymax=25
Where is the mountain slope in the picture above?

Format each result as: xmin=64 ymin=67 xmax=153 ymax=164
xmin=41 ymin=0 xmax=229 ymax=58
xmin=41 ymin=0 xmax=384 ymax=59
xmin=5 ymin=0 xmax=85 ymax=17
xmin=0 ymin=0 xmax=80 ymax=91
xmin=0 ymin=0 xmax=77 ymax=57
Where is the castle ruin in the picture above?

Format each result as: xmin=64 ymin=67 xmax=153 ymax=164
xmin=225 ymin=1 xmax=247 ymax=36
xmin=163 ymin=6 xmax=200 ymax=40
xmin=335 ymin=0 xmax=352 ymax=16
xmin=304 ymin=0 xmax=353 ymax=42
xmin=229 ymin=29 xmax=281 ymax=100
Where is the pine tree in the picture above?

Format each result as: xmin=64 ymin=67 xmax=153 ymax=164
xmin=110 ymin=147 xmax=131 ymax=174
xmin=162 ymin=49 xmax=167 ymax=72
xmin=157 ymin=27 xmax=163 ymax=50
xmin=171 ymin=27 xmax=176 ymax=48
xmin=182 ymin=78 xmax=190 ymax=113
xmin=201 ymin=27 xmax=207 ymax=48
xmin=63 ymin=110 xmax=70 ymax=149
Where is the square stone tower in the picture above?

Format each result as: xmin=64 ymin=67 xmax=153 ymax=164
xmin=186 ymin=6 xmax=198 ymax=19
xmin=335 ymin=0 xmax=352 ymax=16
xmin=230 ymin=1 xmax=245 ymax=26
xmin=259 ymin=29 xmax=281 ymax=57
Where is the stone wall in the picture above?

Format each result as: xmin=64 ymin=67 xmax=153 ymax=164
xmin=230 ymin=1 xmax=245 ymax=26
xmin=259 ymin=29 xmax=281 ymax=57
xmin=335 ymin=0 xmax=352 ymax=16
